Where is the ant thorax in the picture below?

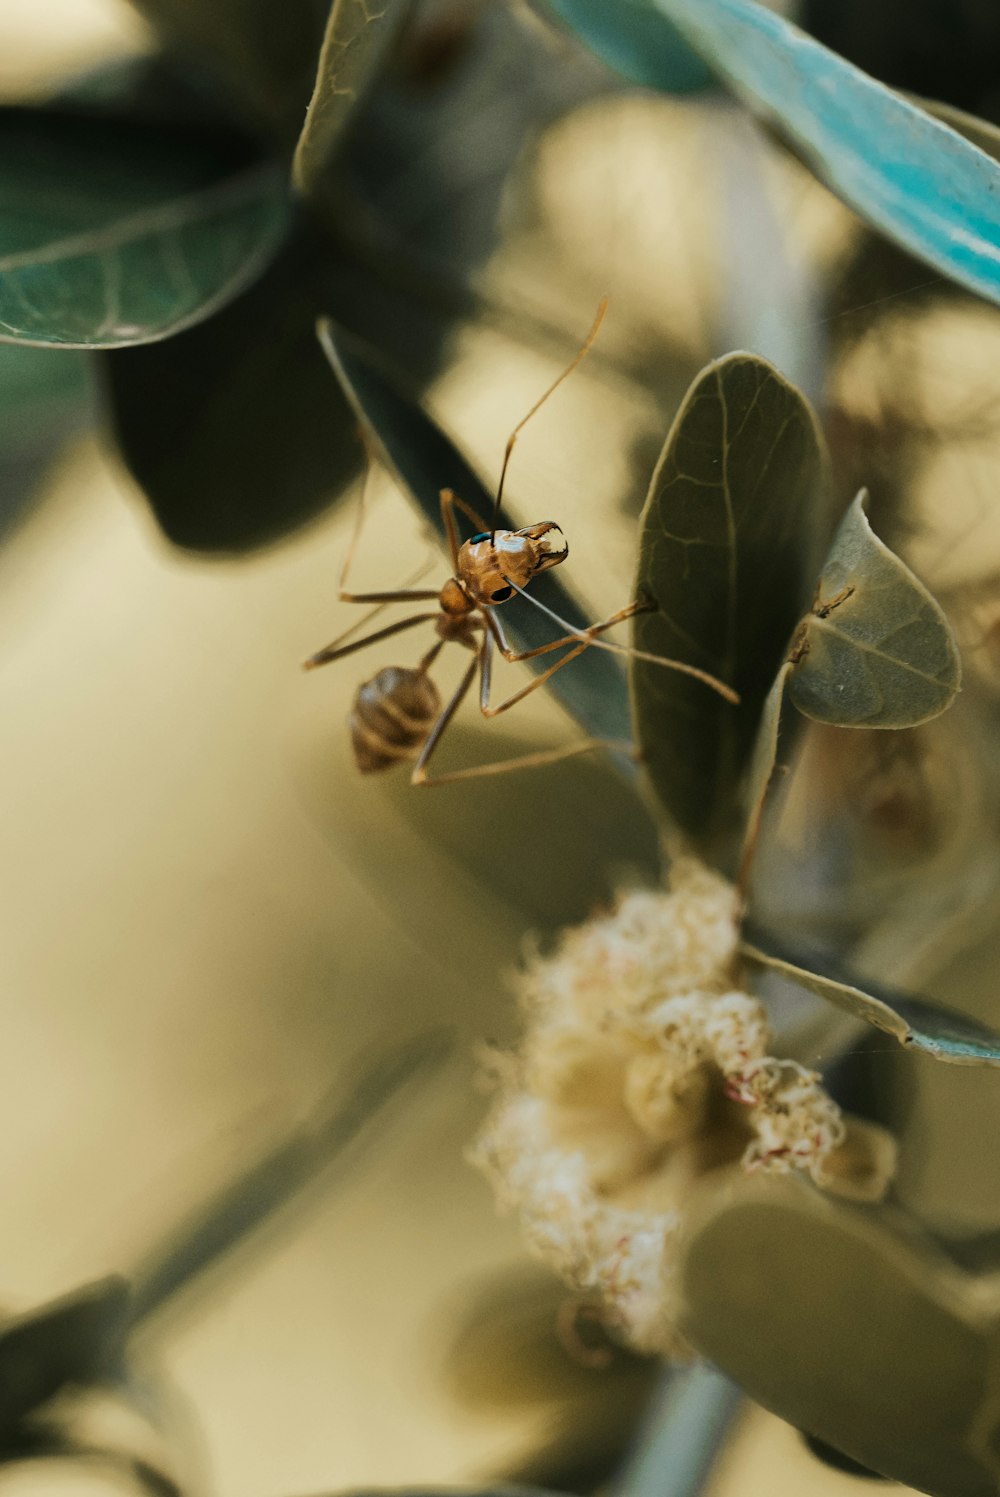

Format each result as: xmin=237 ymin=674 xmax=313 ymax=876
xmin=457 ymin=522 xmax=569 ymax=607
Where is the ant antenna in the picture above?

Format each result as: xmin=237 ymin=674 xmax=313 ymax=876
xmin=490 ymin=297 xmax=609 ymax=542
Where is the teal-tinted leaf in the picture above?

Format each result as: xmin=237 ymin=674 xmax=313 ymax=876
xmin=631 ymin=353 xmax=827 ymax=860
xmin=540 ymin=0 xmax=712 ymax=93
xmin=294 ymin=0 xmax=413 ymax=201
xmin=742 ymin=942 xmax=1000 ymax=1065
xmin=0 ymin=343 xmax=91 ymax=538
xmin=546 ymin=0 xmax=1000 ymax=309
xmin=0 ymin=1278 xmax=131 ymax=1439
xmin=0 ymin=108 xmax=291 ymax=348
xmin=788 ymin=491 xmax=961 ymax=728
xmin=317 ymin=319 xmax=632 ymax=744
xmin=100 ymin=225 xmax=356 ymax=551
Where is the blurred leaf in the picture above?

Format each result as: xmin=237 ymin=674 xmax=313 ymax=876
xmin=318 ymin=319 xmax=633 ymax=743
xmin=631 ymin=353 xmax=827 ymax=860
xmin=294 ymin=0 xmax=413 ymax=200
xmin=547 ymin=0 xmax=1000 ymax=309
xmin=788 ymin=492 xmax=961 ymax=728
xmin=124 ymin=0 xmax=329 ymax=138
xmin=676 ymin=1175 xmax=996 ymax=1495
xmin=540 ymin=0 xmax=713 ymax=93
xmin=0 ymin=108 xmax=290 ymax=349
xmin=742 ymin=942 xmax=1000 ymax=1065
xmin=0 ymin=1278 xmax=131 ymax=1440
xmin=130 ymin=1031 xmax=450 ymax=1321
xmin=0 ymin=1425 xmax=179 ymax=1497
xmin=802 ymin=1432 xmax=890 ymax=1481
xmin=100 ymin=225 xmax=357 ymax=551
xmin=0 ymin=343 xmax=92 ymax=538
xmin=616 ymin=1366 xmax=742 ymax=1497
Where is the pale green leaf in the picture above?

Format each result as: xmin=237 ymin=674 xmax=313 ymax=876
xmin=742 ymin=942 xmax=1000 ymax=1065
xmin=294 ymin=0 xmax=413 ymax=200
xmin=737 ymin=660 xmax=791 ymax=890
xmin=788 ymin=492 xmax=961 ymax=728
xmin=631 ymin=352 xmax=828 ymax=860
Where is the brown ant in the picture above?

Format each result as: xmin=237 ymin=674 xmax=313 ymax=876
xmin=305 ymin=302 xmax=738 ymax=786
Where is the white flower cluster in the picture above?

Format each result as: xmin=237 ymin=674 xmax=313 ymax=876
xmin=470 ymin=860 xmax=894 ymax=1356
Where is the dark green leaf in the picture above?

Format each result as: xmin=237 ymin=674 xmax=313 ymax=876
xmin=99 ymin=226 xmax=357 ymax=551
xmin=294 ymin=0 xmax=413 ymax=201
xmin=742 ymin=942 xmax=1000 ymax=1065
xmin=318 ymin=319 xmax=633 ymax=743
xmin=0 ymin=108 xmax=290 ymax=348
xmin=631 ymin=353 xmax=827 ymax=860
xmin=677 ymin=1175 xmax=996 ymax=1495
xmin=788 ymin=492 xmax=961 ymax=728
xmin=0 ymin=1278 xmax=131 ymax=1439
xmin=124 ymin=0 xmax=329 ymax=139
xmin=0 ymin=342 xmax=92 ymax=538
xmin=737 ymin=660 xmax=791 ymax=891
xmin=547 ymin=0 xmax=1000 ymax=309
xmin=540 ymin=0 xmax=713 ymax=93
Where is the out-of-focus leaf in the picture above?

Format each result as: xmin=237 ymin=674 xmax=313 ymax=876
xmin=0 ymin=343 xmax=92 ymax=537
xmin=788 ymin=492 xmax=961 ymax=728
xmin=130 ymin=1032 xmax=450 ymax=1321
xmin=545 ymin=0 xmax=1000 ymax=309
xmin=318 ymin=319 xmax=633 ymax=743
xmin=0 ymin=1426 xmax=179 ymax=1497
xmin=294 ymin=0 xmax=413 ymax=200
xmin=676 ymin=1175 xmax=997 ymax=1495
xmin=616 ymin=1366 xmax=742 ymax=1497
xmin=631 ymin=353 xmax=827 ymax=860
xmin=0 ymin=108 xmax=290 ymax=349
xmin=802 ymin=1433 xmax=890 ymax=1481
xmin=541 ymin=0 xmax=712 ymax=93
xmin=0 ymin=1278 xmax=131 ymax=1440
xmin=742 ymin=942 xmax=1000 ymax=1065
xmin=124 ymin=0 xmax=329 ymax=138
xmin=100 ymin=226 xmax=357 ymax=551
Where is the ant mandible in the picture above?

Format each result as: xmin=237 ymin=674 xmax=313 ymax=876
xmin=304 ymin=301 xmax=738 ymax=786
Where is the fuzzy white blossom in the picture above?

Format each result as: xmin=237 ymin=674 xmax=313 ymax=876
xmin=470 ymin=860 xmax=895 ymax=1356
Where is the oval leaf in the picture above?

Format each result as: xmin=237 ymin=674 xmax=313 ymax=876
xmin=788 ymin=491 xmax=961 ymax=728
xmin=677 ymin=1175 xmax=999 ymax=1495
xmin=541 ymin=0 xmax=713 ymax=93
xmin=100 ymin=225 xmax=357 ymax=551
xmin=543 ymin=0 xmax=1000 ymax=308
xmin=631 ymin=352 xmax=828 ymax=859
xmin=318 ymin=319 xmax=633 ymax=744
xmin=0 ymin=1278 xmax=131 ymax=1439
xmin=294 ymin=0 xmax=413 ymax=201
xmin=0 ymin=108 xmax=291 ymax=348
xmin=742 ymin=941 xmax=1000 ymax=1066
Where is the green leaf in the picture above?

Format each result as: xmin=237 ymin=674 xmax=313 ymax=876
xmin=294 ymin=0 xmax=413 ymax=202
xmin=544 ymin=0 xmax=1000 ymax=309
xmin=124 ymin=0 xmax=330 ymax=139
xmin=0 ymin=108 xmax=291 ymax=348
xmin=0 ymin=1278 xmax=131 ymax=1439
xmin=318 ymin=320 xmax=633 ymax=744
xmin=737 ymin=660 xmax=792 ymax=890
xmin=788 ymin=492 xmax=961 ymax=728
xmin=631 ymin=353 xmax=827 ymax=859
xmin=100 ymin=225 xmax=357 ymax=551
xmin=540 ymin=0 xmax=713 ymax=93
xmin=742 ymin=942 xmax=1000 ymax=1065
xmin=676 ymin=1175 xmax=999 ymax=1495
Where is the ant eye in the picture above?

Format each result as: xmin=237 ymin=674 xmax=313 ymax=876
xmin=470 ymin=532 xmax=490 ymax=544
xmin=490 ymin=586 xmax=514 ymax=603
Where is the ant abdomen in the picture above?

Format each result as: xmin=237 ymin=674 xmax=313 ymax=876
xmin=349 ymin=665 xmax=442 ymax=773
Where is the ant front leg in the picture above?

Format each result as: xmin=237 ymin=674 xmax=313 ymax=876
xmin=439 ymin=488 xmax=492 ymax=570
xmin=487 ymin=599 xmax=649 ymax=667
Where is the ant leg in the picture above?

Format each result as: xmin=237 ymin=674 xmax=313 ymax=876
xmin=304 ymin=612 xmax=439 ymax=670
xmin=339 ymin=448 xmax=440 ymax=606
xmin=488 ymin=598 xmax=648 ymax=667
xmin=412 ymin=635 xmax=633 ymax=786
xmin=497 ymin=581 xmax=739 ymax=704
xmin=439 ymin=487 xmax=494 ymax=568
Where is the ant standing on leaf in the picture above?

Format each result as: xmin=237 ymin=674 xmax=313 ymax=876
xmin=304 ymin=301 xmax=738 ymax=786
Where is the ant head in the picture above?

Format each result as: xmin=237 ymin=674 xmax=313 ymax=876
xmin=458 ymin=522 xmax=568 ymax=606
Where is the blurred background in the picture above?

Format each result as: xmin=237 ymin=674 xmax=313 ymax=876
xmin=5 ymin=2 xmax=1000 ymax=1495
